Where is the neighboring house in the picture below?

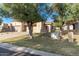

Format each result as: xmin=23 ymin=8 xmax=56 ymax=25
xmin=0 ymin=25 xmax=2 ymax=32
xmin=0 ymin=23 xmax=4 ymax=32
xmin=63 ymin=20 xmax=79 ymax=34
xmin=11 ymin=21 xmax=53 ymax=33
xmin=0 ymin=21 xmax=53 ymax=33
xmin=11 ymin=20 xmax=79 ymax=34
xmin=11 ymin=22 xmax=43 ymax=33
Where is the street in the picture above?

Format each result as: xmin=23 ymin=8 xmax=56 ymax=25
xmin=0 ymin=47 xmax=15 ymax=56
xmin=0 ymin=47 xmax=40 ymax=56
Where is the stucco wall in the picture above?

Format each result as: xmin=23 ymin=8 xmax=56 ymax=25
xmin=11 ymin=22 xmax=22 ymax=32
xmin=11 ymin=22 xmax=42 ymax=33
xmin=33 ymin=22 xmax=42 ymax=33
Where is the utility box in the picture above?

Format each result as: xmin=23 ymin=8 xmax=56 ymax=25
xmin=51 ymin=32 xmax=60 ymax=40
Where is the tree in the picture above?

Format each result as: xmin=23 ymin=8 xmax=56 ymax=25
xmin=0 ymin=4 xmax=9 ymax=25
xmin=52 ymin=4 xmax=79 ymax=23
xmin=51 ymin=4 xmax=72 ymax=23
xmin=51 ymin=4 xmax=65 ymax=21
xmin=67 ymin=4 xmax=79 ymax=21
xmin=0 ymin=6 xmax=7 ymax=25
xmin=0 ymin=18 xmax=2 ymax=25
xmin=51 ymin=4 xmax=79 ymax=42
xmin=3 ymin=3 xmax=43 ymax=39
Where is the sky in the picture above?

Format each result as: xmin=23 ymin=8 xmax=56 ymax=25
xmin=38 ymin=3 xmax=59 ymax=22
xmin=2 ymin=18 xmax=13 ymax=24
xmin=2 ymin=17 xmax=54 ymax=24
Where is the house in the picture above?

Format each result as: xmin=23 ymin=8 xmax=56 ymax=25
xmin=11 ymin=22 xmax=43 ymax=33
xmin=0 ymin=21 xmax=53 ymax=33
xmin=0 ymin=23 xmax=4 ymax=32
xmin=0 ymin=25 xmax=2 ymax=32
xmin=11 ymin=21 xmax=53 ymax=33
xmin=62 ymin=20 xmax=79 ymax=34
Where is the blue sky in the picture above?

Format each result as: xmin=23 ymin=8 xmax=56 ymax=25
xmin=2 ymin=17 xmax=54 ymax=23
xmin=38 ymin=3 xmax=59 ymax=22
xmin=2 ymin=18 xmax=13 ymax=24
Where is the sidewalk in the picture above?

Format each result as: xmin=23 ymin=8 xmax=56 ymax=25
xmin=0 ymin=43 xmax=62 ymax=56
xmin=0 ymin=32 xmax=26 ymax=39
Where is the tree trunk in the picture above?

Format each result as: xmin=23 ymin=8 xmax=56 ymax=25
xmin=22 ymin=22 xmax=26 ymax=32
xmin=27 ymin=21 xmax=33 ymax=39
xmin=0 ymin=22 xmax=1 ymax=25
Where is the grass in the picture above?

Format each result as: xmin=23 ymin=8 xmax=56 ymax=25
xmin=0 ymin=33 xmax=79 ymax=56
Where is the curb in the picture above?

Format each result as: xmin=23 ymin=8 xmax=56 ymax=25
xmin=0 ymin=43 xmax=61 ymax=56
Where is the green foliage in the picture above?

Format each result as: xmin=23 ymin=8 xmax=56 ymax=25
xmin=2 ymin=3 xmax=79 ymax=26
xmin=0 ymin=6 xmax=9 ymax=18
xmin=53 ymin=22 xmax=62 ymax=27
xmin=52 ymin=4 xmax=66 ymax=20
xmin=52 ymin=16 xmax=62 ymax=27
xmin=3 ymin=3 xmax=44 ymax=37
xmin=3 ymin=3 xmax=43 ymax=23
xmin=67 ymin=4 xmax=79 ymax=20
xmin=52 ymin=4 xmax=79 ymax=25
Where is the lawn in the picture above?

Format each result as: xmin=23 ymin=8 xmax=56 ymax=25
xmin=0 ymin=33 xmax=79 ymax=56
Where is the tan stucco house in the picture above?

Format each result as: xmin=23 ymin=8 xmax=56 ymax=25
xmin=11 ymin=22 xmax=43 ymax=33
xmin=0 ymin=21 xmax=52 ymax=33
xmin=11 ymin=21 xmax=53 ymax=33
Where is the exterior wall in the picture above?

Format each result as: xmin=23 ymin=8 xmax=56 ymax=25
xmin=1 ymin=22 xmax=51 ymax=33
xmin=11 ymin=22 xmax=22 ymax=32
xmin=46 ymin=25 xmax=51 ymax=32
xmin=0 ymin=25 xmax=2 ymax=32
xmin=11 ymin=22 xmax=42 ymax=33
xmin=75 ymin=22 xmax=79 ymax=30
xmin=0 ymin=23 xmax=3 ymax=31
xmin=33 ymin=22 xmax=42 ymax=33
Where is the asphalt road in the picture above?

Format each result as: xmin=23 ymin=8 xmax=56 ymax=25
xmin=0 ymin=47 xmax=15 ymax=56
xmin=0 ymin=47 xmax=40 ymax=56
